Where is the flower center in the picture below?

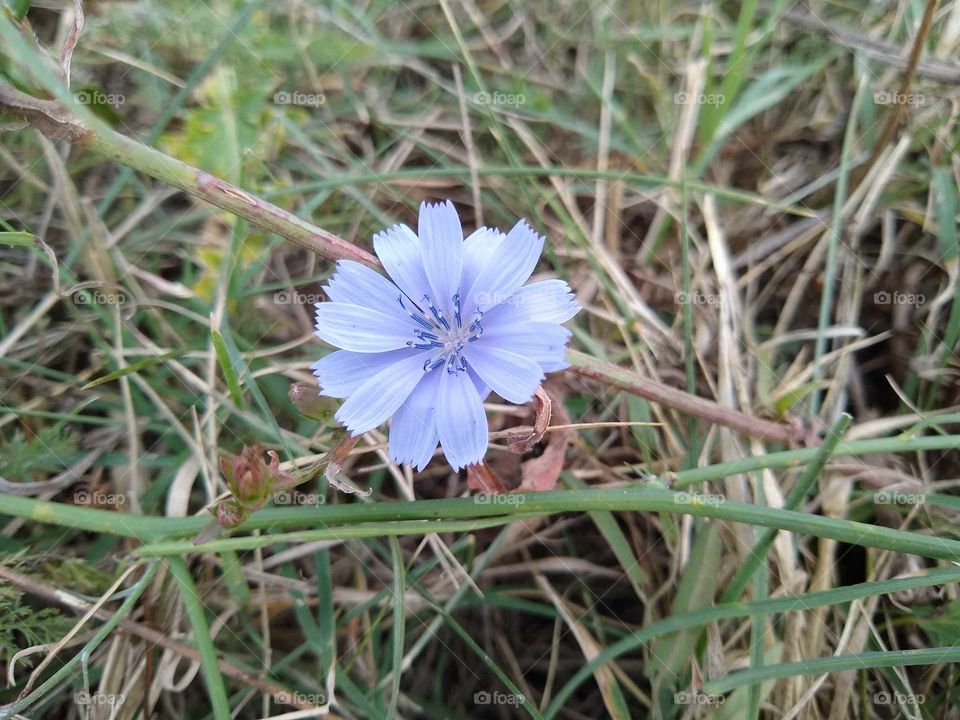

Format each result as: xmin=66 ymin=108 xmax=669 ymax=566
xmin=399 ymin=293 xmax=483 ymax=374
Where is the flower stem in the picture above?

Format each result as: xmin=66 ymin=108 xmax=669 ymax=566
xmin=0 ymin=82 xmax=377 ymax=267
xmin=567 ymin=349 xmax=800 ymax=445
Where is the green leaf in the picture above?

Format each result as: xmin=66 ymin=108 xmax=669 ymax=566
xmin=650 ymin=522 xmax=721 ymax=711
xmin=933 ymin=167 xmax=958 ymax=262
xmin=211 ymin=328 xmax=244 ymax=408
xmin=916 ymin=599 xmax=960 ymax=647
xmin=772 ymin=380 xmax=829 ymax=417
xmin=81 ymin=350 xmax=187 ymax=390
xmin=0 ymin=231 xmax=34 ymax=246
xmin=695 ymin=61 xmax=827 ymax=173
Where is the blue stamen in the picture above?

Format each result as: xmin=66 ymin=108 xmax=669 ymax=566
xmin=424 ymin=295 xmax=450 ymax=331
xmin=452 ymin=293 xmax=462 ymax=328
xmin=423 ymin=355 xmax=446 ymax=372
xmin=399 ymin=293 xmax=434 ymax=329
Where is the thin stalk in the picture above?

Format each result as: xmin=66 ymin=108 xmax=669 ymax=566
xmin=121 ymin=488 xmax=960 ymax=563
xmin=137 ymin=516 xmax=526 ymax=557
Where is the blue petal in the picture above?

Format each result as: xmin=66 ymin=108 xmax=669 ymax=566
xmin=491 ymin=279 xmax=580 ymax=324
xmin=324 ymin=261 xmax=407 ymax=320
xmin=436 ymin=369 xmax=488 ymax=470
xmin=465 ymin=219 xmax=544 ymax=315
xmin=463 ymin=344 xmax=544 ymax=404
xmin=315 ymin=302 xmax=412 ymax=352
xmin=335 ymin=352 xmax=429 ymax=434
xmin=373 ymin=223 xmax=431 ymax=309
xmin=389 ymin=371 xmax=441 ymax=471
xmin=478 ymin=321 xmax=572 ymax=373
xmin=459 ymin=227 xmax=505 ymax=297
xmin=312 ymin=349 xmax=419 ymax=398
xmin=467 ymin=365 xmax=491 ymax=402
xmin=418 ymin=200 xmax=463 ymax=314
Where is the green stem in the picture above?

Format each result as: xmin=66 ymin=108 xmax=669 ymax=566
xmin=2 ymin=433 xmax=958 ymax=541
xmin=0 ymin=84 xmax=375 ymax=267
xmin=134 ymin=487 xmax=960 ymax=562
xmin=136 ymin=516 xmax=525 ymax=557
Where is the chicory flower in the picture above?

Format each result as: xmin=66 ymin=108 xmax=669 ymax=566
xmin=313 ymin=200 xmax=579 ymax=471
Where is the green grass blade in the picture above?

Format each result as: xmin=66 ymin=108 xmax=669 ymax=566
xmin=168 ymin=556 xmax=231 ymax=720
xmin=704 ymin=647 xmax=960 ymax=694
xmin=386 ymin=536 xmax=406 ymax=718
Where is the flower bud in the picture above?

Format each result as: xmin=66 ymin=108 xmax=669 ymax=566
xmin=220 ymin=445 xmax=294 ymax=505
xmin=289 ymin=383 xmax=338 ymax=422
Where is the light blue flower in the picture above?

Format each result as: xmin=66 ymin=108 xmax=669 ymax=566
xmin=313 ymin=200 xmax=579 ymax=471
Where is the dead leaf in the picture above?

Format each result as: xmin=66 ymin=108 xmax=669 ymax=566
xmin=518 ymin=387 xmax=571 ymax=493
xmin=467 ymin=462 xmax=507 ymax=494
xmin=504 ymin=386 xmax=552 ymax=453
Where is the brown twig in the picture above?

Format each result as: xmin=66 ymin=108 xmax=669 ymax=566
xmin=568 ymin=350 xmax=803 ymax=446
xmin=850 ymin=0 xmax=939 ymax=188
